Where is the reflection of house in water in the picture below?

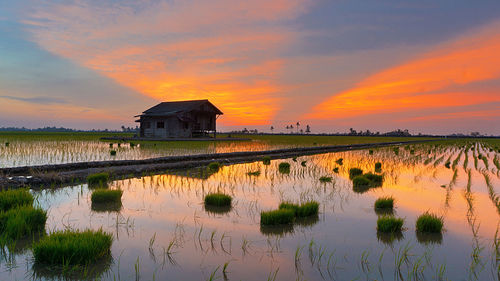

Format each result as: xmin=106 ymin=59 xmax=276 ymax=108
xmin=136 ymin=99 xmax=223 ymax=138
xmin=166 ymin=167 xmax=218 ymax=180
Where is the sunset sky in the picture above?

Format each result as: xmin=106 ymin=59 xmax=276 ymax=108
xmin=1 ymin=0 xmax=499 ymax=134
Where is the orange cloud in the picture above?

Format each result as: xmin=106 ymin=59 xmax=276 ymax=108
xmin=22 ymin=1 xmax=311 ymax=125
xmin=305 ymin=21 xmax=500 ymax=120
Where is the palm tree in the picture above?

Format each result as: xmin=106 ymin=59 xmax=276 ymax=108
xmin=270 ymin=126 xmax=274 ymax=134
xmin=296 ymin=122 xmax=300 ymax=134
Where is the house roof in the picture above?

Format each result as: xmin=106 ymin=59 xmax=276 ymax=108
xmin=137 ymin=99 xmax=223 ymax=117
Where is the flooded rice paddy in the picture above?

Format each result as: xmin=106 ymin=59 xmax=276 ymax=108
xmin=1 ymin=140 xmax=500 ymax=280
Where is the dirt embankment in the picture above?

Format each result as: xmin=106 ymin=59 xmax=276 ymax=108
xmin=0 ymin=140 xmax=436 ymax=189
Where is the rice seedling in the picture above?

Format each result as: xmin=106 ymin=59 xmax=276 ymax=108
xmin=319 ymin=176 xmax=332 ymax=183
xmin=87 ymin=173 xmax=109 ymax=188
xmin=364 ymin=173 xmax=384 ymax=186
xmin=247 ymin=170 xmax=261 ymax=176
xmin=204 ymin=193 xmax=232 ymax=207
xmin=279 ymin=201 xmax=319 ymax=218
xmin=260 ymin=209 xmax=295 ymax=226
xmin=335 ymin=158 xmax=343 ymax=165
xmin=292 ymin=157 xmax=297 ymax=162
xmin=375 ymin=162 xmax=382 ymax=172
xmin=416 ymin=212 xmax=443 ymax=233
xmin=0 ymin=189 xmax=34 ymax=212
xmin=393 ymin=147 xmax=400 ymax=155
xmin=352 ymin=175 xmax=371 ymax=188
xmin=90 ymin=189 xmax=123 ymax=204
xmin=349 ymin=168 xmax=363 ymax=179
xmin=377 ymin=216 xmax=404 ymax=233
xmin=369 ymin=149 xmax=373 ymax=155
xmin=332 ymin=167 xmax=339 ymax=173
xmin=262 ymin=156 xmax=271 ymax=165
xmin=208 ymin=162 xmax=221 ymax=172
xmin=109 ymin=143 xmax=113 ymax=148
xmin=0 ymin=206 xmax=47 ymax=240
xmin=5 ymin=142 xmax=9 ymax=147
xmin=444 ymin=161 xmax=451 ymax=168
xmin=278 ymin=162 xmax=290 ymax=174
xmin=110 ymin=150 xmax=117 ymax=156
xmin=374 ymin=196 xmax=394 ymax=210
xmin=300 ymin=160 xmax=307 ymax=167
xmin=33 ymin=229 xmax=113 ymax=265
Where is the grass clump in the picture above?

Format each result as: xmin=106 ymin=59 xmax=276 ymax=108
xmin=278 ymin=162 xmax=290 ymax=174
xmin=369 ymin=149 xmax=373 ymax=155
xmin=374 ymin=162 xmax=382 ymax=172
xmin=319 ymin=176 xmax=332 ymax=183
xmin=335 ymin=158 xmax=343 ymax=165
xmin=0 ymin=206 xmax=47 ymax=240
xmin=260 ymin=209 xmax=295 ymax=226
xmin=208 ymin=162 xmax=221 ymax=172
xmin=204 ymin=193 xmax=232 ymax=207
xmin=444 ymin=161 xmax=451 ymax=168
xmin=374 ymin=196 xmax=394 ymax=209
xmin=33 ymin=229 xmax=113 ymax=265
xmin=349 ymin=168 xmax=363 ymax=179
xmin=110 ymin=150 xmax=116 ymax=156
xmin=279 ymin=201 xmax=319 ymax=218
xmin=247 ymin=170 xmax=261 ymax=176
xmin=352 ymin=175 xmax=371 ymax=187
xmin=301 ymin=160 xmax=307 ymax=167
xmin=0 ymin=189 xmax=34 ymax=212
xmin=262 ymin=156 xmax=271 ymax=165
xmin=416 ymin=212 xmax=443 ymax=233
xmin=333 ymin=167 xmax=339 ymax=173
xmin=87 ymin=173 xmax=109 ymax=188
xmin=91 ymin=189 xmax=123 ymax=204
xmin=377 ymin=216 xmax=404 ymax=233
xmin=364 ymin=173 xmax=384 ymax=186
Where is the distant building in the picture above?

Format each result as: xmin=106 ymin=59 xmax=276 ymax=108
xmin=135 ymin=100 xmax=223 ymax=138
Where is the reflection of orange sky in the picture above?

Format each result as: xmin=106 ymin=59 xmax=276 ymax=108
xmin=305 ymin=22 xmax=500 ymax=120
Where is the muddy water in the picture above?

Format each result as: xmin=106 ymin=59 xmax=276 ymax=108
xmin=1 ymin=142 xmax=499 ymax=280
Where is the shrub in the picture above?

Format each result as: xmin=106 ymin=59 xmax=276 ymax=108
xmin=375 ymin=162 xmax=382 ymax=172
xmin=110 ymin=150 xmax=117 ymax=156
xmin=33 ymin=229 xmax=113 ymax=265
xmin=0 ymin=189 xmax=34 ymax=212
xmin=333 ymin=167 xmax=339 ymax=173
xmin=208 ymin=162 xmax=221 ymax=172
xmin=364 ymin=173 xmax=384 ymax=186
xmin=0 ymin=206 xmax=47 ymax=240
xmin=204 ymin=193 xmax=232 ymax=207
xmin=377 ymin=216 xmax=404 ymax=233
xmin=261 ymin=209 xmax=295 ymax=226
xmin=91 ymin=189 xmax=123 ymax=204
xmin=319 ymin=176 xmax=332 ymax=183
xmin=247 ymin=170 xmax=261 ymax=176
xmin=352 ymin=175 xmax=371 ymax=187
xmin=349 ymin=168 xmax=363 ymax=179
xmin=87 ymin=173 xmax=109 ymax=188
xmin=278 ymin=162 xmax=290 ymax=173
xmin=262 ymin=156 xmax=271 ymax=165
xmin=374 ymin=196 xmax=394 ymax=209
xmin=416 ymin=212 xmax=443 ymax=233
xmin=335 ymin=158 xmax=343 ymax=165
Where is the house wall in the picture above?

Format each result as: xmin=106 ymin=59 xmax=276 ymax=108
xmin=141 ymin=117 xmax=192 ymax=138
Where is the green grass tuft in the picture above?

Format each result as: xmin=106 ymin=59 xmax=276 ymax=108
xmin=374 ymin=196 xmax=394 ymax=209
xmin=262 ymin=156 xmax=271 ymax=165
xmin=247 ymin=170 xmax=261 ymax=176
xmin=375 ymin=162 xmax=382 ymax=172
xmin=278 ymin=162 xmax=291 ymax=173
xmin=279 ymin=201 xmax=319 ymax=218
xmin=352 ymin=175 xmax=371 ymax=187
xmin=444 ymin=161 xmax=451 ymax=168
xmin=0 ymin=189 xmax=34 ymax=212
xmin=319 ymin=176 xmax=332 ymax=183
xmin=335 ymin=158 xmax=343 ymax=165
xmin=91 ymin=189 xmax=123 ymax=204
xmin=0 ymin=206 xmax=47 ymax=240
xmin=300 ymin=160 xmax=307 ymax=167
xmin=204 ymin=193 xmax=232 ymax=207
xmin=364 ymin=173 xmax=384 ymax=186
xmin=333 ymin=167 xmax=339 ymax=173
xmin=87 ymin=173 xmax=109 ymax=188
xmin=377 ymin=216 xmax=404 ymax=233
xmin=110 ymin=150 xmax=116 ymax=156
xmin=260 ymin=209 xmax=295 ymax=226
xmin=208 ymin=162 xmax=221 ymax=172
xmin=33 ymin=229 xmax=113 ymax=265
xmin=416 ymin=212 xmax=443 ymax=233
xmin=349 ymin=168 xmax=363 ymax=179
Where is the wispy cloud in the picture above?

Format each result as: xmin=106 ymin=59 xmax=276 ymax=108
xmin=0 ymin=95 xmax=67 ymax=104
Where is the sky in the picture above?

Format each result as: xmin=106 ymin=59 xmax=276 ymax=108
xmin=1 ymin=0 xmax=499 ymax=134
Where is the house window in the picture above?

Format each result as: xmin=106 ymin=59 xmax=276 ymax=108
xmin=157 ymin=121 xmax=165 ymax=128
xmin=144 ymin=122 xmax=151 ymax=129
